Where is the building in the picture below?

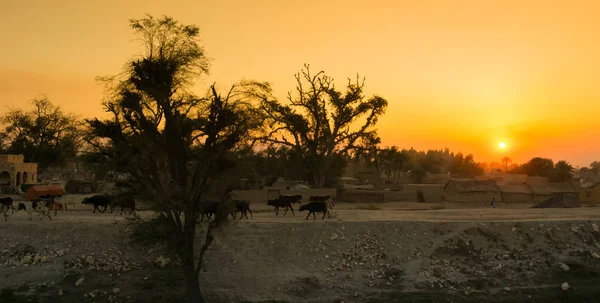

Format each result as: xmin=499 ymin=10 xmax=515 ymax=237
xmin=0 ymin=154 xmax=38 ymax=187
xmin=443 ymin=179 xmax=501 ymax=202
xmin=524 ymin=181 xmax=577 ymax=203
xmin=580 ymin=182 xmax=600 ymax=204
xmin=499 ymin=184 xmax=533 ymax=203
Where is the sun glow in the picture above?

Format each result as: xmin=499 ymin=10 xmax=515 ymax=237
xmin=499 ymin=142 xmax=507 ymax=149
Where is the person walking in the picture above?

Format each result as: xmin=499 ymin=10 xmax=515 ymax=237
xmin=491 ymin=197 xmax=496 ymax=208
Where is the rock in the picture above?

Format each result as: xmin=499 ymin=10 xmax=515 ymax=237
xmin=58 ymin=289 xmax=63 ymax=296
xmin=504 ymin=287 xmax=510 ymax=291
xmin=592 ymin=253 xmax=600 ymax=259
xmin=330 ymin=233 xmax=339 ymax=240
xmin=33 ymin=254 xmax=40 ymax=264
xmin=325 ymin=255 xmax=330 ymax=259
xmin=559 ymin=263 xmax=570 ymax=271
xmin=593 ymin=223 xmax=599 ymax=233
xmin=353 ymin=292 xmax=359 ymax=297
xmin=561 ymin=282 xmax=570 ymax=291
xmin=56 ymin=249 xmax=64 ymax=257
xmin=85 ymin=256 xmax=94 ymax=265
xmin=112 ymin=288 xmax=120 ymax=294
xmin=40 ymin=255 xmax=49 ymax=263
xmin=20 ymin=254 xmax=32 ymax=264
xmin=160 ymin=258 xmax=171 ymax=267
xmin=75 ymin=277 xmax=84 ymax=287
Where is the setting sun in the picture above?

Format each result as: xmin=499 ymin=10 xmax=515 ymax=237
xmin=499 ymin=142 xmax=507 ymax=149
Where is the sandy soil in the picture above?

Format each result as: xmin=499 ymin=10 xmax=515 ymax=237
xmin=1 ymin=197 xmax=600 ymax=302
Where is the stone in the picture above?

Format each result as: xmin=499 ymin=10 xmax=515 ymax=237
xmin=85 ymin=256 xmax=94 ymax=265
xmin=559 ymin=263 xmax=570 ymax=271
xmin=58 ymin=289 xmax=63 ymax=296
xmin=76 ymin=278 xmax=84 ymax=287
xmin=112 ymin=288 xmax=120 ymax=294
xmin=561 ymin=282 xmax=570 ymax=291
xmin=20 ymin=254 xmax=32 ymax=264
xmin=592 ymin=253 xmax=600 ymax=259
xmin=160 ymin=258 xmax=171 ymax=267
xmin=593 ymin=223 xmax=599 ymax=233
xmin=40 ymin=255 xmax=49 ymax=263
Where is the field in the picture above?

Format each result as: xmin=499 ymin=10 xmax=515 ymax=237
xmin=1 ymin=195 xmax=600 ymax=302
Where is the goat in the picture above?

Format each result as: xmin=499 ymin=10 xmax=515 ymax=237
xmin=267 ymin=198 xmax=295 ymax=216
xmin=299 ymin=201 xmax=330 ymax=220
xmin=82 ymin=195 xmax=111 ymax=213
xmin=231 ymin=200 xmax=252 ymax=219
xmin=0 ymin=197 xmax=15 ymax=214
xmin=18 ymin=201 xmax=43 ymax=221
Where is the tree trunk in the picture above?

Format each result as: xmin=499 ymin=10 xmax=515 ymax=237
xmin=180 ymin=228 xmax=204 ymax=303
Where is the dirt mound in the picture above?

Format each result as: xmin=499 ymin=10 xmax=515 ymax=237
xmin=534 ymin=193 xmax=581 ymax=209
xmin=1 ymin=218 xmax=600 ymax=302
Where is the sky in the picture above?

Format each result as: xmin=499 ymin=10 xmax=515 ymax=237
xmin=0 ymin=0 xmax=599 ymax=167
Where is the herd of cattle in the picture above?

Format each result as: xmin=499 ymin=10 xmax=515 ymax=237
xmin=0 ymin=193 xmax=335 ymax=222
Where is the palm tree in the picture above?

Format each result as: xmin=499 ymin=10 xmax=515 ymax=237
xmin=501 ymin=157 xmax=512 ymax=172
xmin=550 ymin=160 xmax=575 ymax=182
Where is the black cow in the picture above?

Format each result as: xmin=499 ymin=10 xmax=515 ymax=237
xmin=299 ymin=201 xmax=330 ymax=220
xmin=199 ymin=200 xmax=219 ymax=221
xmin=231 ymin=200 xmax=252 ymax=220
xmin=0 ymin=197 xmax=15 ymax=214
xmin=267 ymin=198 xmax=295 ymax=216
xmin=82 ymin=195 xmax=111 ymax=213
xmin=309 ymin=195 xmax=334 ymax=207
xmin=110 ymin=195 xmax=137 ymax=215
xmin=280 ymin=194 xmax=303 ymax=204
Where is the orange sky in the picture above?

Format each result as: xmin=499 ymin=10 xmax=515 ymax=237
xmin=1 ymin=0 xmax=599 ymax=167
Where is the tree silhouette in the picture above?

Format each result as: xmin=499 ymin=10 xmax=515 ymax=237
xmin=258 ymin=64 xmax=388 ymax=188
xmin=0 ymin=97 xmax=83 ymax=173
xmin=549 ymin=160 xmax=575 ymax=182
xmin=501 ymin=157 xmax=512 ymax=172
xmin=85 ymin=15 xmax=263 ymax=302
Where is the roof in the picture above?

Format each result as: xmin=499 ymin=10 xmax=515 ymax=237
xmin=26 ymin=185 xmax=65 ymax=201
xmin=584 ymin=182 xmax=600 ymax=190
xmin=499 ymin=184 xmax=532 ymax=194
xmin=444 ymin=179 xmax=499 ymax=193
xmin=533 ymin=193 xmax=580 ymax=208
xmin=527 ymin=182 xmax=576 ymax=195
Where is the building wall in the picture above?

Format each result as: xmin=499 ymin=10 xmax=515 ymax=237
xmin=0 ymin=154 xmax=25 ymax=164
xmin=501 ymin=192 xmax=532 ymax=203
xmin=580 ymin=185 xmax=600 ymax=204
xmin=0 ymin=159 xmax=38 ymax=186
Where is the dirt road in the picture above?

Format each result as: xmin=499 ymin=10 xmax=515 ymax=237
xmin=3 ymin=204 xmax=600 ymax=224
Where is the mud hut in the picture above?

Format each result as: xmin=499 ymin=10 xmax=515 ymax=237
xmin=533 ymin=193 xmax=580 ymax=208
xmin=499 ymin=184 xmax=533 ymax=203
xmin=443 ymin=179 xmax=501 ymax=202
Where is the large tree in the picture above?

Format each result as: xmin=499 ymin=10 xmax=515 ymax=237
xmin=0 ymin=97 xmax=82 ymax=173
xmin=85 ymin=15 xmax=263 ymax=302
xmin=259 ymin=64 xmax=388 ymax=188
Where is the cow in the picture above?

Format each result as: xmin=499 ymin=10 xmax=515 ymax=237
xmin=299 ymin=201 xmax=330 ymax=220
xmin=110 ymin=195 xmax=137 ymax=215
xmin=82 ymin=195 xmax=112 ymax=213
xmin=267 ymin=198 xmax=295 ymax=216
xmin=231 ymin=200 xmax=252 ymax=220
xmin=0 ymin=197 xmax=15 ymax=214
xmin=199 ymin=200 xmax=219 ymax=221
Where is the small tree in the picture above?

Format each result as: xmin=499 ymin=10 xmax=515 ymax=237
xmin=0 ymin=97 xmax=83 ymax=173
xmin=259 ymin=64 xmax=388 ymax=188
xmin=86 ymin=15 xmax=263 ymax=302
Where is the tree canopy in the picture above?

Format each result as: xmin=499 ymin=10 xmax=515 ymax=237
xmin=258 ymin=64 xmax=388 ymax=188
xmin=0 ymin=97 xmax=82 ymax=173
xmin=85 ymin=15 xmax=263 ymax=302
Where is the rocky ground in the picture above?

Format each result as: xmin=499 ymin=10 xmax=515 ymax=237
xmin=1 ymin=208 xmax=600 ymax=302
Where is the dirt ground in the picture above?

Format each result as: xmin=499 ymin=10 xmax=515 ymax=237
xmin=1 ymin=196 xmax=600 ymax=302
